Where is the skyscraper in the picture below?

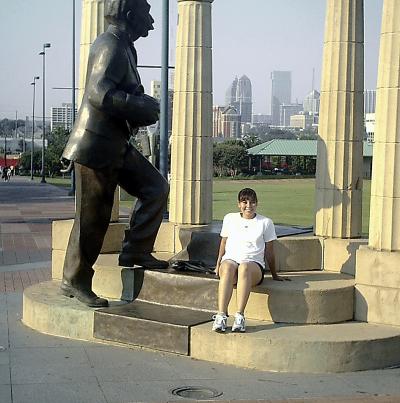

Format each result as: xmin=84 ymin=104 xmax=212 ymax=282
xmin=271 ymin=71 xmax=291 ymax=125
xmin=303 ymin=90 xmax=320 ymax=115
xmin=225 ymin=75 xmax=253 ymax=124
xmin=225 ymin=77 xmax=238 ymax=107
xmin=236 ymin=75 xmax=252 ymax=124
xmin=364 ymin=90 xmax=376 ymax=114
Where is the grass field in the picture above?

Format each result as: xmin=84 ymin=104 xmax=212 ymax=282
xmin=212 ymin=179 xmax=371 ymax=235
xmin=44 ymin=176 xmax=371 ymax=235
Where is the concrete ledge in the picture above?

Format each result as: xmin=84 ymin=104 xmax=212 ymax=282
xmin=22 ymin=280 xmax=95 ymax=341
xmin=52 ymin=219 xmax=128 ymax=252
xmin=52 ymin=219 xmax=177 ymax=254
xmin=323 ymin=238 xmax=368 ymax=276
xmin=191 ymin=320 xmax=400 ymax=373
xmin=228 ymin=271 xmax=354 ymax=323
xmin=173 ymin=230 xmax=323 ymax=272
xmin=274 ymin=236 xmax=322 ymax=271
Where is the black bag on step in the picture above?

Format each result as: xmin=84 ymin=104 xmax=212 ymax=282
xmin=170 ymin=260 xmax=215 ymax=275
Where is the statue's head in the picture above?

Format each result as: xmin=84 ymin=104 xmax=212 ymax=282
xmin=105 ymin=0 xmax=154 ymax=41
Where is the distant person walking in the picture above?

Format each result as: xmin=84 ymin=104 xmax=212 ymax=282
xmin=2 ymin=167 xmax=10 ymax=182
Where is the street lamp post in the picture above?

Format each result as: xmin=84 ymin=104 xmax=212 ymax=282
xmin=3 ymin=130 xmax=6 ymax=169
xmin=39 ymin=43 xmax=51 ymax=184
xmin=30 ymin=76 xmax=40 ymax=180
xmin=70 ymin=0 xmax=76 ymax=195
xmin=160 ymin=0 xmax=169 ymax=180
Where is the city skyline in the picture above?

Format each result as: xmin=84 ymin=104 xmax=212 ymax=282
xmin=0 ymin=1 xmax=382 ymax=120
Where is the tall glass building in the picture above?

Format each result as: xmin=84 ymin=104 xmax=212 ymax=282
xmin=271 ymin=71 xmax=291 ymax=125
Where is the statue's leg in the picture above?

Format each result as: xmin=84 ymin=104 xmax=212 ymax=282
xmin=62 ymin=163 xmax=117 ymax=292
xmin=118 ymin=145 xmax=169 ymax=267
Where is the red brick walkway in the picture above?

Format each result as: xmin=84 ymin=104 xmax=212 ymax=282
xmin=0 ymin=177 xmax=75 ymax=292
xmin=0 ymin=267 xmax=51 ymax=293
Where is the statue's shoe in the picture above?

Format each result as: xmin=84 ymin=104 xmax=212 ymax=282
xmin=118 ymin=252 xmax=169 ymax=270
xmin=60 ymin=282 xmax=109 ymax=308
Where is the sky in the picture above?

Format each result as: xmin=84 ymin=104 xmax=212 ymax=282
xmin=0 ymin=0 xmax=383 ymax=120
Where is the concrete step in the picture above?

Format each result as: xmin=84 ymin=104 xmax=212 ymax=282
xmin=23 ymin=280 xmax=97 ymax=342
xmin=191 ymin=319 xmax=400 ymax=373
xmin=53 ymin=253 xmax=355 ymax=324
xmin=22 ymin=280 xmax=400 ymax=373
xmin=135 ymin=269 xmax=355 ymax=324
xmin=94 ymin=300 xmax=211 ymax=355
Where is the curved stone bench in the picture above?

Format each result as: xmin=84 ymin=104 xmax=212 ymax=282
xmin=134 ymin=269 xmax=354 ymax=324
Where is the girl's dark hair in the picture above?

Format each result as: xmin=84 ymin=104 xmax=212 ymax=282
xmin=238 ymin=188 xmax=257 ymax=203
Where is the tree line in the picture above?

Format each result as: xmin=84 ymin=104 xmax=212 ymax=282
xmin=16 ymin=123 xmax=317 ymax=178
xmin=19 ymin=127 xmax=70 ymax=177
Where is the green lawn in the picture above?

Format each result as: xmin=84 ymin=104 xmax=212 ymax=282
xmin=30 ymin=176 xmax=72 ymax=188
xmin=213 ymin=179 xmax=371 ymax=235
xmin=45 ymin=176 xmax=371 ymax=235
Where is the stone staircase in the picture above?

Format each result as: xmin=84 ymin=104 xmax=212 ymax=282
xmin=22 ymin=222 xmax=400 ymax=373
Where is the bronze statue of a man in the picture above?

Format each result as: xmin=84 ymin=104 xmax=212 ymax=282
xmin=60 ymin=0 xmax=169 ymax=308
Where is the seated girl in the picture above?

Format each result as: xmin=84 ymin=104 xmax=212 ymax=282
xmin=212 ymin=188 xmax=288 ymax=333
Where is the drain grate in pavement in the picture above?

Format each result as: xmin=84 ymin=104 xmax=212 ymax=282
xmin=171 ymin=386 xmax=223 ymax=400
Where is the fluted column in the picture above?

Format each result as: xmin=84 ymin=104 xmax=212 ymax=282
xmin=369 ymin=0 xmax=400 ymax=251
xmin=78 ymin=0 xmax=106 ymax=106
xmin=315 ymin=0 xmax=364 ymax=238
xmin=169 ymin=0 xmax=213 ymax=224
xmin=78 ymin=0 xmax=119 ymax=221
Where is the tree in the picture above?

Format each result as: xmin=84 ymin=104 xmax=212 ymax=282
xmin=213 ymin=140 xmax=248 ymax=177
xmin=19 ymin=150 xmax=42 ymax=173
xmin=241 ymin=133 xmax=262 ymax=149
xmin=45 ymin=127 xmax=70 ymax=176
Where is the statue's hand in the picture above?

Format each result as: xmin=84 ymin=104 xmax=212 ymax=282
xmin=127 ymin=94 xmax=160 ymax=127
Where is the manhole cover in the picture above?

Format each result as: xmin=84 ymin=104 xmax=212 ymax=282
xmin=171 ymin=386 xmax=223 ymax=400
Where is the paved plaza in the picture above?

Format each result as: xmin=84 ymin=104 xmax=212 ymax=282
xmin=0 ymin=176 xmax=400 ymax=403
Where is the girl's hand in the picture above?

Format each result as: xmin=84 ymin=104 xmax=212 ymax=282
xmin=272 ymin=275 xmax=291 ymax=281
xmin=214 ymin=262 xmax=220 ymax=277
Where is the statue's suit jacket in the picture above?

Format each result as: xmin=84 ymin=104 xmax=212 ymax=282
xmin=63 ymin=25 xmax=149 ymax=169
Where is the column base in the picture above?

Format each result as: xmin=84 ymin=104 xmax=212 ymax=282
xmin=355 ymin=246 xmax=400 ymax=326
xmin=323 ymin=238 xmax=368 ymax=275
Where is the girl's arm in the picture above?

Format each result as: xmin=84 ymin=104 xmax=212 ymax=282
xmin=215 ymin=237 xmax=227 ymax=276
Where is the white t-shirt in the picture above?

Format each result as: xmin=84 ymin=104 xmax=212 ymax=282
xmin=220 ymin=212 xmax=277 ymax=268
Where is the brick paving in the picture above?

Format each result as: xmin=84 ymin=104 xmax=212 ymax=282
xmin=0 ymin=176 xmax=75 ymax=292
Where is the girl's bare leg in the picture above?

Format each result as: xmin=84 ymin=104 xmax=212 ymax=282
xmin=236 ymin=262 xmax=262 ymax=314
xmin=217 ymin=260 xmax=238 ymax=314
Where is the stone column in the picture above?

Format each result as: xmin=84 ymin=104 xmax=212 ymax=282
xmin=355 ymin=0 xmax=400 ymax=327
xmin=315 ymin=0 xmax=364 ymax=239
xmin=78 ymin=0 xmax=119 ymax=221
xmin=169 ymin=0 xmax=213 ymax=225
xmin=78 ymin=0 xmax=106 ymax=106
xmin=368 ymin=0 xmax=400 ymax=252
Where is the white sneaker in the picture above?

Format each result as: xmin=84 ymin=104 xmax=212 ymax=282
xmin=212 ymin=313 xmax=227 ymax=332
xmin=232 ymin=312 xmax=246 ymax=332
